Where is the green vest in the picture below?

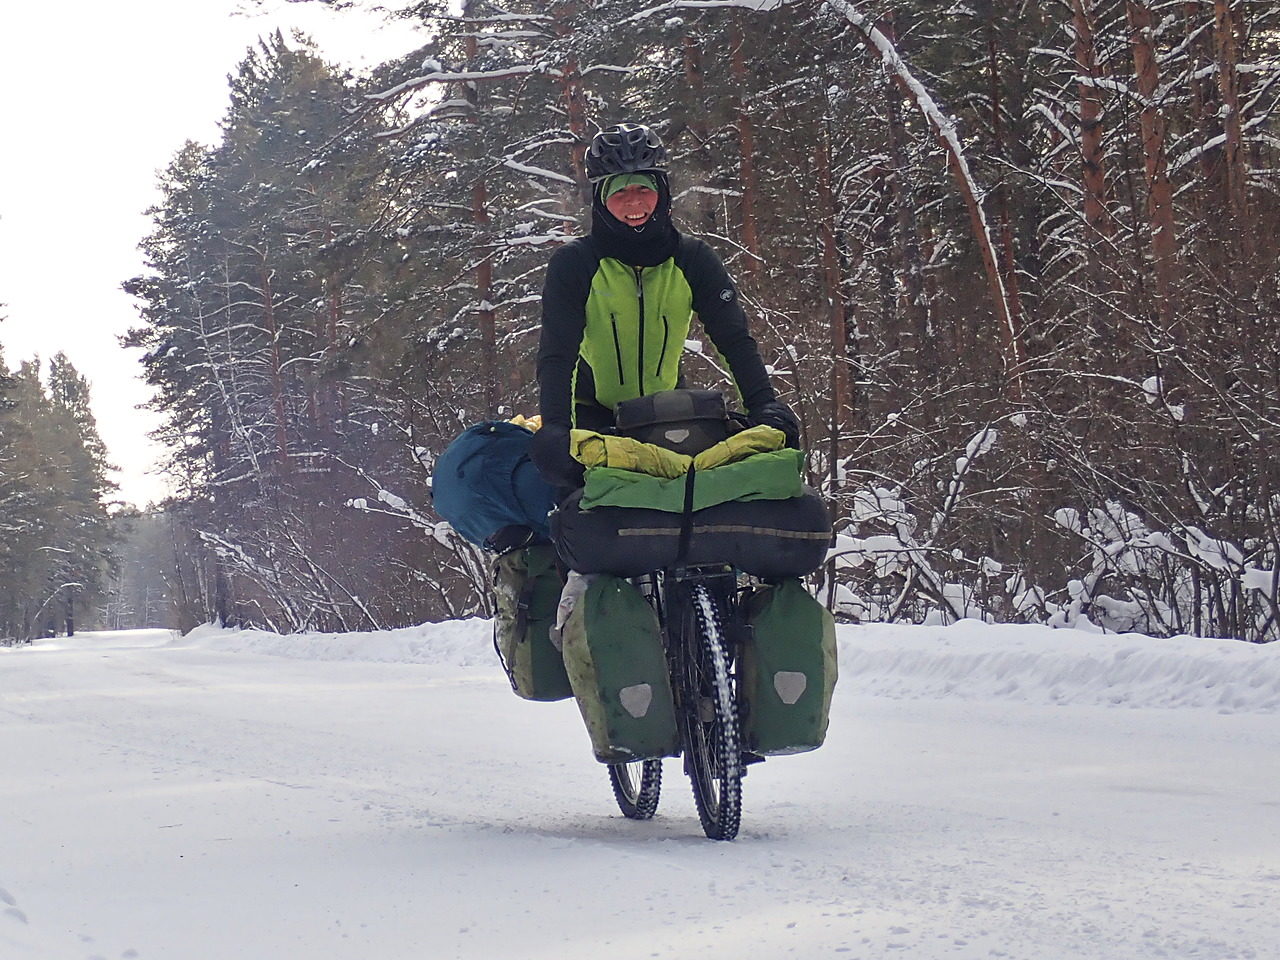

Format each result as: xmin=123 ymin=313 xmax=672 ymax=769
xmin=580 ymin=257 xmax=694 ymax=410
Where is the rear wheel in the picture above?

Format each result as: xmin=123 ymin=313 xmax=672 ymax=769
xmin=608 ymin=759 xmax=663 ymax=819
xmin=680 ymin=583 xmax=742 ymax=841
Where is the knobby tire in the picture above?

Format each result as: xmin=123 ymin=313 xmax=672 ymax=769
xmin=681 ymin=582 xmax=742 ymax=841
xmin=608 ymin=760 xmax=663 ymax=820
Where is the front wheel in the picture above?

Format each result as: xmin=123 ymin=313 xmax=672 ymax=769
xmin=680 ymin=583 xmax=742 ymax=841
xmin=608 ymin=759 xmax=662 ymax=819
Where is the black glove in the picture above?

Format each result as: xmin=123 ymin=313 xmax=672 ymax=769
xmin=747 ymin=401 xmax=801 ymax=449
xmin=530 ymin=423 xmax=585 ymax=491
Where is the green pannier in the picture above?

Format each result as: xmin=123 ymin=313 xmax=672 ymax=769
xmin=561 ymin=576 xmax=680 ymax=763
xmin=741 ymin=578 xmax=837 ymax=755
xmin=492 ymin=543 xmax=573 ymax=702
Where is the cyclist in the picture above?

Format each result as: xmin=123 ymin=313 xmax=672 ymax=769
xmin=531 ymin=122 xmax=799 ymax=489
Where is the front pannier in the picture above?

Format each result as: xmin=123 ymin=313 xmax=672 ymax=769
xmin=740 ymin=579 xmax=838 ymax=755
xmin=561 ymin=576 xmax=680 ymax=763
xmin=551 ymin=487 xmax=833 ymax=579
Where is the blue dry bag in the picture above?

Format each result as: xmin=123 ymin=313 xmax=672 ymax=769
xmin=431 ymin=422 xmax=556 ymax=549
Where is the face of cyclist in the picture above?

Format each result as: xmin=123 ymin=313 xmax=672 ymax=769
xmin=606 ymin=184 xmax=659 ymax=227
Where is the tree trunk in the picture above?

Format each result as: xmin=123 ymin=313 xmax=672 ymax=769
xmin=1214 ymin=0 xmax=1249 ymax=227
xmin=681 ymin=34 xmax=719 ymax=234
xmin=731 ymin=17 xmax=762 ymax=282
xmin=326 ymin=276 xmax=346 ymax=425
xmin=815 ymin=121 xmax=848 ymax=488
xmin=985 ymin=20 xmax=1025 ymax=350
xmin=882 ymin=15 xmax=934 ymax=375
xmin=259 ymin=261 xmax=291 ymax=472
xmin=464 ymin=19 xmax=497 ymax=415
xmin=1126 ymin=0 xmax=1179 ymax=329
xmin=1073 ymin=0 xmax=1112 ymax=244
xmin=684 ymin=35 xmax=707 ymax=145
xmin=554 ymin=1 xmax=590 ymax=213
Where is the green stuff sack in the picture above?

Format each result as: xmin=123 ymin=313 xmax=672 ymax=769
xmin=492 ymin=543 xmax=573 ymax=701
xmin=562 ymin=576 xmax=679 ymax=763
xmin=741 ymin=579 xmax=838 ymax=755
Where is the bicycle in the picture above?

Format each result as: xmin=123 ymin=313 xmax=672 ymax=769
xmin=607 ymin=562 xmax=745 ymax=841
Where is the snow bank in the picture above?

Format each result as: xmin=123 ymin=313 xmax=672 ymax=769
xmin=180 ymin=618 xmax=494 ymax=668
xmin=842 ymin=620 xmax=1280 ymax=713
xmin=178 ymin=618 xmax=1280 ymax=714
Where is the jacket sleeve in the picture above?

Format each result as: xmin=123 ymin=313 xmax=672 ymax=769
xmin=681 ymin=237 xmax=777 ymax=412
xmin=537 ymin=243 xmax=592 ymax=428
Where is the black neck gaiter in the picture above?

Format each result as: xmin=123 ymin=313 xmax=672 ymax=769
xmin=589 ymin=171 xmax=680 ymax=267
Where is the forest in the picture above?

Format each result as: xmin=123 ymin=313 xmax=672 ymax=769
xmin=7 ymin=0 xmax=1277 ymax=642
xmin=0 ymin=351 xmax=117 ymax=640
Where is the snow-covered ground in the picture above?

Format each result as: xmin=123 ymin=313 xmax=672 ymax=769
xmin=3 ymin=619 xmax=1278 ymax=960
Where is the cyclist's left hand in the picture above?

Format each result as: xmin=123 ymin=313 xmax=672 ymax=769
xmin=748 ymin=400 xmax=801 ymax=449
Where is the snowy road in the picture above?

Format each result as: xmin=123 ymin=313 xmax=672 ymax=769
xmin=3 ymin=623 xmax=1278 ymax=960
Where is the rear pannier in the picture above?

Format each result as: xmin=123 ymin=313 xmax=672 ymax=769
xmin=740 ymin=578 xmax=838 ymax=755
xmin=551 ymin=487 xmax=832 ymax=579
xmin=561 ymin=575 xmax=680 ymax=763
xmin=492 ymin=543 xmax=573 ymax=702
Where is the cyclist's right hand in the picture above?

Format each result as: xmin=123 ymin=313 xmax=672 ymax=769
xmin=531 ymin=422 xmax=585 ymax=490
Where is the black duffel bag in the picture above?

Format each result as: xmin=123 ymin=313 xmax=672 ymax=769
xmin=551 ymin=486 xmax=833 ymax=579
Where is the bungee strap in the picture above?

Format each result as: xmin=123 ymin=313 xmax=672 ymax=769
xmin=676 ymin=467 xmax=697 ymax=562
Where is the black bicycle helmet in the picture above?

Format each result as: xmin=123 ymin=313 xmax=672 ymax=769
xmin=584 ymin=123 xmax=668 ymax=180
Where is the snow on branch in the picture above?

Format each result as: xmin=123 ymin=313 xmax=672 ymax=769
xmin=617 ymin=0 xmax=793 ymax=26
xmin=496 ymin=234 xmax=566 ymax=247
xmin=581 ymin=64 xmax=642 ymax=77
xmin=456 ymin=31 xmax=548 ymax=41
xmin=503 ymin=158 xmax=576 ymax=185
xmin=1171 ymin=133 xmax=1227 ymax=174
xmin=429 ymin=13 xmax=553 ymax=24
xmin=368 ymin=65 xmax=559 ymax=103
xmin=1026 ymin=103 xmax=1077 ymax=148
xmin=1075 ymin=75 xmax=1146 ymax=106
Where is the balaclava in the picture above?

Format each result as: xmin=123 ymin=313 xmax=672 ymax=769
xmin=590 ymin=170 xmax=679 ymax=268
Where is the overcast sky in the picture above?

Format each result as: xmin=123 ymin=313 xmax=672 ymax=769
xmin=0 ymin=0 xmax=422 ymax=508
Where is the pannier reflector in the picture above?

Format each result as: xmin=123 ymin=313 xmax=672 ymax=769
xmin=620 ymin=683 xmax=654 ymax=718
xmin=773 ymin=671 xmax=808 ymax=705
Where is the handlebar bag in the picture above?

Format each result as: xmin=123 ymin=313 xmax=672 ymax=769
xmin=614 ymin=389 xmax=731 ymax=457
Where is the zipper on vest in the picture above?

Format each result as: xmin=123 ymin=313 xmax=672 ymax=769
xmin=656 ymin=315 xmax=670 ymax=377
xmin=609 ymin=314 xmax=625 ymax=384
xmin=634 ymin=267 xmax=646 ymax=394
